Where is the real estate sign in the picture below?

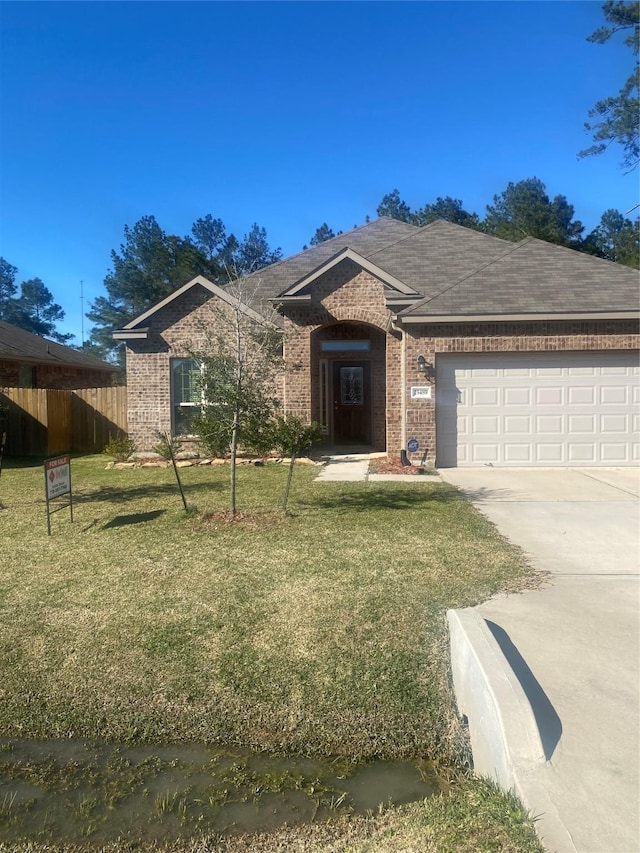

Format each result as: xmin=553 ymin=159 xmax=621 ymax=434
xmin=44 ymin=455 xmax=73 ymax=534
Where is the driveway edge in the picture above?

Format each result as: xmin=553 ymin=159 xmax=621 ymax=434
xmin=447 ymin=608 xmax=546 ymax=786
xmin=447 ymin=608 xmax=578 ymax=852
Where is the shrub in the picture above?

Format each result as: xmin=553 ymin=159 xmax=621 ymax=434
xmin=103 ymin=434 xmax=136 ymax=462
xmin=153 ymin=431 xmax=181 ymax=461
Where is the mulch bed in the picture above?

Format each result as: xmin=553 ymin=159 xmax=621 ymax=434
xmin=369 ymin=456 xmax=433 ymax=475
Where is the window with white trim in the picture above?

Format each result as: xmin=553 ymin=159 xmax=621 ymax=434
xmin=171 ymin=358 xmax=202 ymax=435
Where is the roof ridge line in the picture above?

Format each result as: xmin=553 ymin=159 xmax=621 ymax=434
xmin=407 ymin=237 xmax=527 ymax=313
xmin=367 ymin=218 xmax=446 ymax=258
xmin=242 ymin=218 xmax=419 ymax=283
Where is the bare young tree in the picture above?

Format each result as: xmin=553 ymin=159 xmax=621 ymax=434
xmin=190 ymin=278 xmax=283 ymax=516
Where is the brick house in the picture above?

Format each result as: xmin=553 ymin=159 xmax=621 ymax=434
xmin=115 ymin=218 xmax=640 ymax=467
xmin=0 ymin=320 xmax=118 ymax=389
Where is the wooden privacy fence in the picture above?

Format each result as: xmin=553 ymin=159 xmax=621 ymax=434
xmin=0 ymin=387 xmax=128 ymax=456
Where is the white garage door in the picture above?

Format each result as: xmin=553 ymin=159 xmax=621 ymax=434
xmin=436 ymin=351 xmax=640 ymax=467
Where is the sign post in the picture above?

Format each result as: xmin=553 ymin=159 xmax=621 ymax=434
xmin=44 ymin=455 xmax=73 ymax=535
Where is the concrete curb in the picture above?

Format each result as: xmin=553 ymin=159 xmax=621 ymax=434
xmin=448 ymin=608 xmax=578 ymax=853
xmin=447 ymin=608 xmax=546 ymax=788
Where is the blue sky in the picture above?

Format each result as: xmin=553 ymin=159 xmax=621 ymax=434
xmin=0 ymin=1 xmax=636 ymax=343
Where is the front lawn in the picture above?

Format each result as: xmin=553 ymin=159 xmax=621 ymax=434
xmin=0 ymin=456 xmax=542 ymax=851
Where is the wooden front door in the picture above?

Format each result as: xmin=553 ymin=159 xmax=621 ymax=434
xmin=332 ymin=361 xmax=371 ymax=445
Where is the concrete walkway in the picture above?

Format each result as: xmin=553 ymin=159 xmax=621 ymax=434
xmin=316 ymin=453 xmax=441 ymax=483
xmin=442 ymin=467 xmax=640 ymax=853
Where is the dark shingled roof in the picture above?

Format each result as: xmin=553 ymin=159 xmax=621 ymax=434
xmin=244 ymin=218 xmax=421 ymax=302
xmin=367 ymin=220 xmax=512 ymax=299
xmin=119 ymin=217 xmax=639 ymax=332
xmin=402 ymin=235 xmax=640 ymax=316
xmin=0 ymin=320 xmax=118 ymax=371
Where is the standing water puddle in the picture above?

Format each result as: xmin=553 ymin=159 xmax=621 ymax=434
xmin=0 ymin=739 xmax=443 ymax=846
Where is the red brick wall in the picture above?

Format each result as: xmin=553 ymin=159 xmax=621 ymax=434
xmin=0 ymin=359 xmax=115 ymax=390
xmin=402 ymin=319 xmax=640 ymax=465
xmin=126 ymin=284 xmax=284 ymax=450
xmin=125 ymin=273 xmax=640 ymax=461
xmin=282 ymin=260 xmax=395 ymax=451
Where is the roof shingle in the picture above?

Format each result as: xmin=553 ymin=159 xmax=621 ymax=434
xmin=0 ymin=321 xmax=118 ymax=371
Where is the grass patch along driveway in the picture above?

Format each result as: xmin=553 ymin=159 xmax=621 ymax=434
xmin=0 ymin=456 xmax=543 ymax=851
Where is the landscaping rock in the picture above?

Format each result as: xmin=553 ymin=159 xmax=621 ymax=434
xmin=175 ymin=460 xmax=194 ymax=468
xmin=176 ymin=450 xmax=199 ymax=460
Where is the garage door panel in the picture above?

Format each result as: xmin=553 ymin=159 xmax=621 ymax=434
xmin=455 ymin=415 xmax=468 ymax=437
xmin=537 ymin=415 xmax=563 ymax=434
xmin=505 ymin=387 xmax=531 ymax=406
xmin=504 ymin=444 xmax=532 ymax=463
xmin=504 ymin=415 xmax=531 ymax=433
xmin=537 ymin=443 xmax=564 ymax=462
xmin=435 ymin=351 xmax=639 ymax=468
xmin=472 ymin=387 xmax=499 ymax=406
xmin=568 ymin=365 xmax=596 ymax=376
xmin=601 ymin=386 xmax=628 ymax=405
xmin=536 ymin=387 xmax=563 ymax=405
xmin=568 ymin=386 xmax=595 ymax=405
xmin=471 ymin=367 xmax=498 ymax=378
xmin=601 ymin=443 xmax=629 ymax=463
xmin=536 ymin=366 xmax=564 ymax=377
xmin=472 ymin=415 xmax=499 ymax=434
xmin=569 ymin=442 xmax=598 ymax=461
xmin=569 ymin=414 xmax=596 ymax=433
xmin=601 ymin=414 xmax=628 ymax=433
xmin=471 ymin=444 xmax=499 ymax=463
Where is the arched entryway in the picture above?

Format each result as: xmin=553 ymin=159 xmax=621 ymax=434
xmin=311 ymin=322 xmax=387 ymax=451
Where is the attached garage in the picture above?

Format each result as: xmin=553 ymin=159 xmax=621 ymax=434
xmin=436 ymin=351 xmax=640 ymax=468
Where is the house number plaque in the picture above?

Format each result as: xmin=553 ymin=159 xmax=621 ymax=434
xmin=410 ymin=386 xmax=432 ymax=400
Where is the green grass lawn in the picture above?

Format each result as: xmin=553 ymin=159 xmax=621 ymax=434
xmin=0 ymin=455 xmax=543 ymax=852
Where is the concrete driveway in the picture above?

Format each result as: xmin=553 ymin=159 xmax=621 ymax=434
xmin=440 ymin=467 xmax=640 ymax=853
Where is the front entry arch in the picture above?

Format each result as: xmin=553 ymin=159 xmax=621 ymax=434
xmin=312 ymin=322 xmax=386 ymax=451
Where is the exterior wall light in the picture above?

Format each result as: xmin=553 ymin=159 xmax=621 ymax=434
xmin=417 ymin=355 xmax=435 ymax=381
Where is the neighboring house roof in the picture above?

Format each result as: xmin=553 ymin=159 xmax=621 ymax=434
xmin=401 ymin=235 xmax=640 ymax=321
xmin=0 ymin=320 xmax=118 ymax=371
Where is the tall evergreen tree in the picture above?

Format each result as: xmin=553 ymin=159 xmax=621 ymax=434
xmin=0 ymin=261 xmax=72 ymax=344
xmin=86 ymin=216 xmax=218 ymax=362
xmin=376 ymin=191 xmax=479 ymax=228
xmin=87 ymin=215 xmax=282 ymax=364
xmin=235 ymin=224 xmax=282 ymax=275
xmin=483 ymin=178 xmax=584 ymax=246
xmin=582 ymin=208 xmax=640 ymax=267
xmin=310 ymin=223 xmax=337 ymax=245
xmin=376 ymin=189 xmax=413 ymax=222
xmin=579 ymin=0 xmax=639 ymax=171
xmin=12 ymin=278 xmax=73 ymax=343
xmin=412 ymin=196 xmax=480 ymax=228
xmin=0 ymin=258 xmax=17 ymax=312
